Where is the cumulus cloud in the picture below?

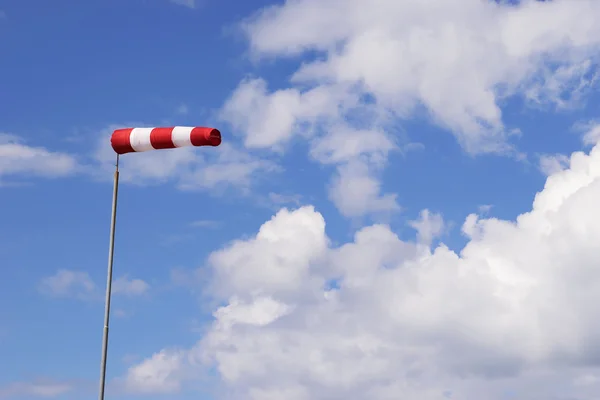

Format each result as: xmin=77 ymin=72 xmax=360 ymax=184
xmin=38 ymin=269 xmax=149 ymax=300
xmin=219 ymin=0 xmax=600 ymax=216
xmin=0 ymin=134 xmax=78 ymax=184
xmin=124 ymin=133 xmax=600 ymax=398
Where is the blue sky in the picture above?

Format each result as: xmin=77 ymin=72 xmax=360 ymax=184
xmin=3 ymin=0 xmax=600 ymax=399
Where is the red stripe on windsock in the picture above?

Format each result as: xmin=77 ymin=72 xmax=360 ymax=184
xmin=111 ymin=128 xmax=135 ymax=154
xmin=191 ymin=127 xmax=221 ymax=147
xmin=150 ymin=127 xmax=176 ymax=150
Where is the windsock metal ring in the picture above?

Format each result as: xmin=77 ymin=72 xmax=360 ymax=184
xmin=110 ymin=126 xmax=221 ymax=155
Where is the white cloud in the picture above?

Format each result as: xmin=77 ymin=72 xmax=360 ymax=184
xmin=177 ymin=142 xmax=279 ymax=192
xmin=579 ymin=121 xmax=600 ymax=146
xmin=525 ymin=59 xmax=600 ymax=110
xmin=539 ymin=153 xmax=570 ymax=176
xmin=125 ymin=136 xmax=600 ymax=398
xmin=221 ymin=81 xmax=399 ymax=216
xmin=408 ymin=209 xmax=445 ymax=245
xmin=113 ymin=276 xmax=150 ymax=296
xmin=38 ymin=270 xmax=96 ymax=300
xmin=0 ymin=134 xmax=78 ymax=183
xmin=219 ymin=0 xmax=600 ymax=217
xmin=311 ymin=126 xmax=400 ymax=216
xmin=236 ymin=0 xmax=600 ymax=152
xmin=0 ymin=380 xmax=72 ymax=398
xmin=39 ymin=269 xmax=149 ymax=300
xmin=309 ymin=126 xmax=395 ymax=166
xmin=206 ymin=206 xmax=329 ymax=299
xmin=124 ymin=349 xmax=186 ymax=394
xmin=220 ymin=79 xmax=353 ymax=151
xmin=328 ymin=160 xmax=399 ymax=218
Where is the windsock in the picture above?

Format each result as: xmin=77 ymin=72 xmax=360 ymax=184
xmin=111 ymin=126 xmax=221 ymax=155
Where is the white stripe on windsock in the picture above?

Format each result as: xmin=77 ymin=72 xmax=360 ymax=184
xmin=171 ymin=126 xmax=194 ymax=148
xmin=129 ymin=127 xmax=155 ymax=152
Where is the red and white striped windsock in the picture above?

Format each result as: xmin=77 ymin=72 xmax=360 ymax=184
xmin=110 ymin=126 xmax=221 ymax=155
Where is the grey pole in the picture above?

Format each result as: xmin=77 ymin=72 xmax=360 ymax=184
xmin=98 ymin=154 xmax=120 ymax=400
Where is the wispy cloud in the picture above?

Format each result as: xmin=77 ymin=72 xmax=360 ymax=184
xmin=169 ymin=0 xmax=196 ymax=9
xmin=38 ymin=269 xmax=149 ymax=300
xmin=0 ymin=134 xmax=79 ymax=185
xmin=538 ymin=153 xmax=570 ymax=176
xmin=189 ymin=219 xmax=220 ymax=228
xmin=1 ymin=124 xmax=278 ymax=199
xmin=112 ymin=275 xmax=150 ymax=296
xmin=37 ymin=270 xmax=96 ymax=300
xmin=92 ymin=125 xmax=279 ymax=193
xmin=0 ymin=379 xmax=73 ymax=399
xmin=176 ymin=104 xmax=189 ymax=115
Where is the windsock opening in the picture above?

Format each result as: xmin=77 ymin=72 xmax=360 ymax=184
xmin=192 ymin=127 xmax=221 ymax=147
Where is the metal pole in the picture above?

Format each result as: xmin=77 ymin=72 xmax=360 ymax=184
xmin=98 ymin=154 xmax=120 ymax=400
